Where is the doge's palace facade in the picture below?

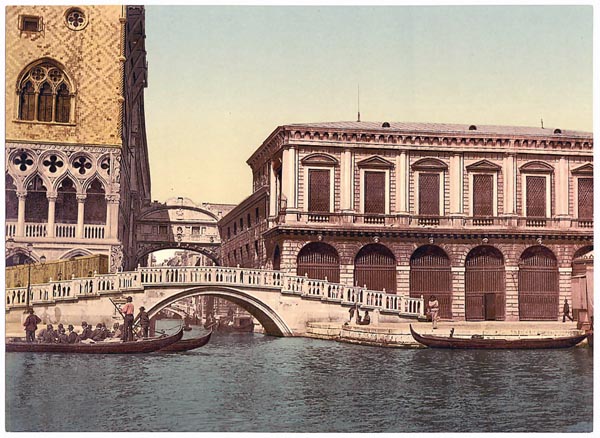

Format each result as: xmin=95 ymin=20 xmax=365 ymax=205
xmin=5 ymin=5 xmax=151 ymax=272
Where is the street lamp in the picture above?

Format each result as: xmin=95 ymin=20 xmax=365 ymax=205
xmin=24 ymin=243 xmax=46 ymax=313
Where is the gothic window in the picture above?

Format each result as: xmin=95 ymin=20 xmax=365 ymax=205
xmin=578 ymin=178 xmax=593 ymax=219
xmin=473 ymin=174 xmax=493 ymax=216
xmin=55 ymin=177 xmax=77 ymax=224
xmin=25 ymin=175 xmax=48 ymax=223
xmin=55 ymin=83 xmax=71 ymax=123
xmin=6 ymin=174 xmax=18 ymax=221
xmin=85 ymin=179 xmax=107 ymax=225
xmin=17 ymin=61 xmax=73 ymax=123
xmin=308 ymin=169 xmax=330 ymax=212
xmin=19 ymin=81 xmax=35 ymax=120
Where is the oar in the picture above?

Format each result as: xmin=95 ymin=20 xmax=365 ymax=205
xmin=109 ymin=298 xmax=141 ymax=337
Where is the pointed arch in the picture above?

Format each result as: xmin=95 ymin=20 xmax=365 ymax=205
xmin=24 ymin=174 xmax=48 ymax=223
xmin=6 ymin=174 xmax=19 ymax=221
xmin=55 ymin=175 xmax=78 ymax=224
xmin=85 ymin=177 xmax=107 ymax=224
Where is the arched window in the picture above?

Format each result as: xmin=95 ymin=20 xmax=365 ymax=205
xmin=17 ymin=61 xmax=73 ymax=123
xmin=297 ymin=242 xmax=340 ymax=282
xmin=25 ymin=175 xmax=48 ymax=223
xmin=354 ymin=244 xmax=396 ymax=292
xmin=85 ymin=179 xmax=107 ymax=224
xmin=6 ymin=174 xmax=18 ymax=221
xmin=19 ymin=81 xmax=36 ymax=120
xmin=55 ymin=83 xmax=71 ymax=123
xmin=55 ymin=177 xmax=77 ymax=224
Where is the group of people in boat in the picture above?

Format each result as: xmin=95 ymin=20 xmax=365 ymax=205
xmin=22 ymin=297 xmax=151 ymax=343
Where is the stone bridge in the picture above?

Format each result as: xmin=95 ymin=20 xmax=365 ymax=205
xmin=5 ymin=266 xmax=425 ymax=337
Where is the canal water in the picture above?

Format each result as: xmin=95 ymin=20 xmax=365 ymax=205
xmin=5 ymin=325 xmax=593 ymax=432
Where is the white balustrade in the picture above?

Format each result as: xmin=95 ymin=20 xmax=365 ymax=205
xmin=6 ymin=265 xmax=425 ymax=318
xmin=25 ymin=223 xmax=47 ymax=237
xmin=6 ymin=222 xmax=17 ymax=237
xmin=55 ymin=223 xmax=76 ymax=238
xmin=83 ymin=224 xmax=106 ymax=239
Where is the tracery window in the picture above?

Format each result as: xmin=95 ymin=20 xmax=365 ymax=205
xmin=17 ymin=61 xmax=73 ymax=123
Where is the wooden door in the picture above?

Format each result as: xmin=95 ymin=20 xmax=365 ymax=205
xmin=354 ymin=244 xmax=396 ymax=293
xmin=465 ymin=246 xmax=505 ymax=321
xmin=519 ymin=246 xmax=559 ymax=320
xmin=410 ymin=245 xmax=452 ymax=318
xmin=297 ymin=243 xmax=340 ymax=283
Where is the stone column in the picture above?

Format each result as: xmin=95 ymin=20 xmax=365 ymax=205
xmin=503 ymin=152 xmax=516 ymax=215
xmin=105 ymin=194 xmax=120 ymax=239
xmin=269 ymin=161 xmax=277 ymax=217
xmin=395 ymin=151 xmax=409 ymax=214
xmin=449 ymin=153 xmax=464 ymax=215
xmin=504 ymin=265 xmax=519 ymax=321
xmin=340 ymin=149 xmax=353 ymax=211
xmin=76 ymin=194 xmax=86 ymax=239
xmin=451 ymin=266 xmax=466 ymax=320
xmin=16 ymin=191 xmax=27 ymax=237
xmin=556 ymin=157 xmax=570 ymax=227
xmin=47 ymin=194 xmax=57 ymax=238
xmin=281 ymin=146 xmax=296 ymax=210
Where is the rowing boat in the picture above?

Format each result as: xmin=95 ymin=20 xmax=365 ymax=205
xmin=158 ymin=330 xmax=212 ymax=353
xmin=409 ymin=324 xmax=588 ymax=349
xmin=6 ymin=328 xmax=183 ymax=354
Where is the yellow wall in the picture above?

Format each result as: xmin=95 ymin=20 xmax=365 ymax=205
xmin=5 ymin=6 xmax=123 ymax=146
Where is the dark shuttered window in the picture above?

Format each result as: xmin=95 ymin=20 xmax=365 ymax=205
xmin=419 ymin=173 xmax=440 ymax=215
xmin=19 ymin=81 xmax=36 ymax=120
xmin=55 ymin=83 xmax=71 ymax=123
xmin=308 ymin=169 xmax=330 ymax=212
xmin=364 ymin=171 xmax=385 ymax=214
xmin=578 ymin=178 xmax=593 ymax=219
xmin=473 ymin=174 xmax=493 ymax=216
xmin=37 ymin=82 xmax=53 ymax=122
xmin=526 ymin=176 xmax=546 ymax=217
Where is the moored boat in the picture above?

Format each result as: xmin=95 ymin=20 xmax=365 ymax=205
xmin=158 ymin=330 xmax=212 ymax=353
xmin=6 ymin=328 xmax=183 ymax=354
xmin=409 ymin=324 xmax=588 ymax=349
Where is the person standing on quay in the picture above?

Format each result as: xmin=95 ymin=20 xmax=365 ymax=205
xmin=121 ymin=296 xmax=135 ymax=341
xmin=138 ymin=306 xmax=150 ymax=338
xmin=23 ymin=309 xmax=41 ymax=343
xmin=428 ymin=295 xmax=440 ymax=329
xmin=563 ymin=298 xmax=574 ymax=323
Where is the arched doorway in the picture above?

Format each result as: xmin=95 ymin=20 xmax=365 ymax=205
xmin=273 ymin=245 xmax=281 ymax=271
xmin=354 ymin=243 xmax=396 ymax=292
xmin=297 ymin=242 xmax=339 ymax=282
xmin=518 ymin=246 xmax=559 ymax=320
xmin=465 ymin=246 xmax=505 ymax=321
xmin=410 ymin=245 xmax=451 ymax=318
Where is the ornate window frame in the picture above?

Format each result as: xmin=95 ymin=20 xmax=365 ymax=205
xmin=466 ymin=160 xmax=501 ymax=217
xmin=15 ymin=59 xmax=76 ymax=125
xmin=301 ymin=154 xmax=337 ymax=213
xmin=519 ymin=161 xmax=553 ymax=218
xmin=412 ymin=158 xmax=448 ymax=216
xmin=357 ymin=156 xmax=393 ymax=214
xmin=572 ymin=163 xmax=593 ymax=219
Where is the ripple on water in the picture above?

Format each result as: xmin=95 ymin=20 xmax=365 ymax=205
xmin=5 ymin=332 xmax=593 ymax=432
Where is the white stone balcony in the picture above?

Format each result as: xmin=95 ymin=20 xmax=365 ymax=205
xmin=5 ymin=221 xmax=106 ymax=240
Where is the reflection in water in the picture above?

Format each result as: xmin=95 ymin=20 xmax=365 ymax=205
xmin=5 ymin=328 xmax=593 ymax=432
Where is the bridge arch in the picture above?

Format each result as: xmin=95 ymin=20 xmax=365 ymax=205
xmin=145 ymin=285 xmax=293 ymax=337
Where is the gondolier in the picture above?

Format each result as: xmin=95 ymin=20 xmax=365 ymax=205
xmin=121 ymin=296 xmax=135 ymax=342
xmin=23 ymin=309 xmax=41 ymax=343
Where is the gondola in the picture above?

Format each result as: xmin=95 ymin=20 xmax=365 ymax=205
xmin=5 ymin=328 xmax=183 ymax=354
xmin=409 ymin=324 xmax=588 ymax=350
xmin=157 ymin=330 xmax=212 ymax=353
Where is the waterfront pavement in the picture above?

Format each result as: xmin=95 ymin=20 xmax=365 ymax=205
xmin=305 ymin=319 xmax=588 ymax=348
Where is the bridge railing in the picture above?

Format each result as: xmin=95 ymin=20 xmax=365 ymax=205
xmin=6 ymin=265 xmax=425 ymax=318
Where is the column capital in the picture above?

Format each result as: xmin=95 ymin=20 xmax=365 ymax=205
xmin=105 ymin=194 xmax=121 ymax=203
xmin=47 ymin=193 xmax=58 ymax=202
xmin=16 ymin=191 xmax=27 ymax=200
xmin=76 ymin=194 xmax=87 ymax=202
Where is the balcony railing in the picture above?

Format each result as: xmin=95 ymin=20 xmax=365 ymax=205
xmin=5 ymin=222 xmax=106 ymax=240
xmin=274 ymin=213 xmax=592 ymax=231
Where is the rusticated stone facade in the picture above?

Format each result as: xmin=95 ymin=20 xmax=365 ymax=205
xmin=5 ymin=6 xmax=151 ymax=272
xmin=220 ymin=121 xmax=593 ymax=322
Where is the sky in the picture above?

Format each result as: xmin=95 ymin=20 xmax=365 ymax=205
xmin=143 ymin=5 xmax=593 ymax=206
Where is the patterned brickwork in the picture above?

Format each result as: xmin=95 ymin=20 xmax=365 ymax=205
xmin=5 ymin=6 xmax=123 ymax=147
